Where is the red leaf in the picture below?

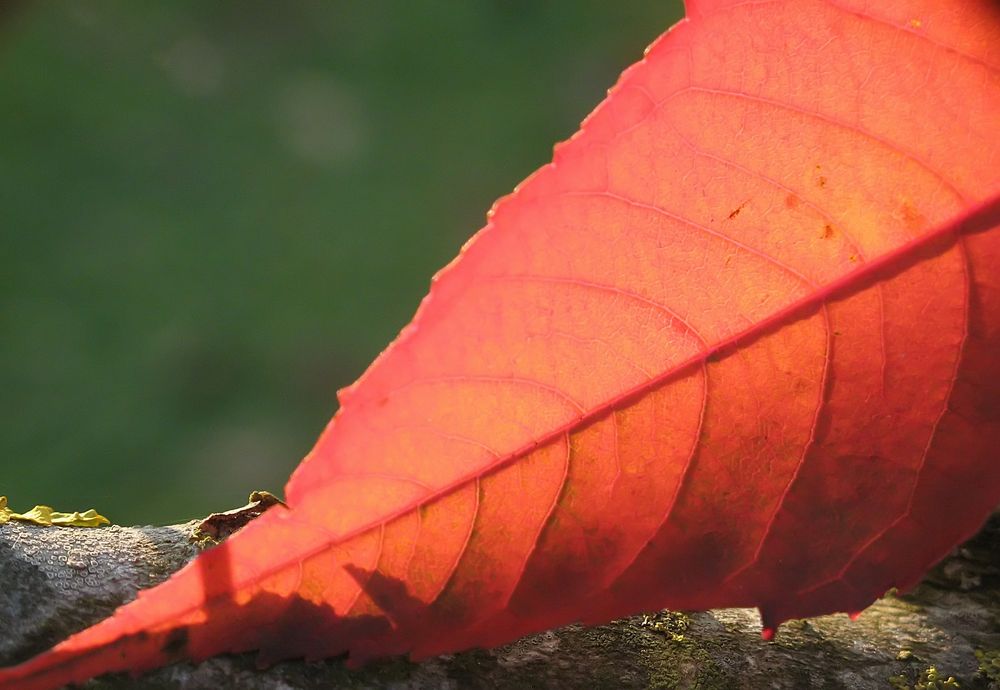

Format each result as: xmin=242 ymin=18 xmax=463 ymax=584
xmin=3 ymin=1 xmax=999 ymax=687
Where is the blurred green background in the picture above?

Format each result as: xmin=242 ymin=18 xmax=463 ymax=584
xmin=0 ymin=1 xmax=683 ymax=525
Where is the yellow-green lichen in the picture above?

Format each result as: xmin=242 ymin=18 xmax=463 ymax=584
xmin=889 ymin=675 xmax=910 ymax=690
xmin=640 ymin=610 xmax=691 ymax=643
xmin=0 ymin=495 xmax=110 ymax=527
xmin=889 ymin=666 xmax=960 ymax=690
xmin=976 ymin=649 xmax=1000 ymax=683
xmin=634 ymin=611 xmax=731 ymax=688
xmin=189 ymin=530 xmax=220 ymax=549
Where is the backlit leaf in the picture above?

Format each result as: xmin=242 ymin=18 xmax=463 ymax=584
xmin=1 ymin=1 xmax=998 ymax=688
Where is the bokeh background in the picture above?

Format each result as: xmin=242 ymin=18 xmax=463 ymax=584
xmin=0 ymin=1 xmax=683 ymax=525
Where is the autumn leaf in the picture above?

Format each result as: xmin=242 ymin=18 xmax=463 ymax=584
xmin=1 ymin=1 xmax=998 ymax=688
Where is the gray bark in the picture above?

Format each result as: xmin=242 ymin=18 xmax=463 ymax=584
xmin=2 ymin=509 xmax=998 ymax=689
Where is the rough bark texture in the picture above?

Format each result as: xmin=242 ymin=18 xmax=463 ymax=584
xmin=2 ymin=508 xmax=998 ymax=689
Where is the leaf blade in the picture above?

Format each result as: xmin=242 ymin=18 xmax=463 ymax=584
xmin=2 ymin=1 xmax=998 ymax=688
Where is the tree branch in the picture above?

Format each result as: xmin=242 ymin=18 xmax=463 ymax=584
xmin=2 ymin=508 xmax=998 ymax=689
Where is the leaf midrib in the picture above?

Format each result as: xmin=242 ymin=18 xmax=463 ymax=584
xmin=294 ymin=194 xmax=1000 ymax=567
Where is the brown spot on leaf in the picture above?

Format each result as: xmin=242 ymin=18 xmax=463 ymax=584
xmin=813 ymin=165 xmax=826 ymax=188
xmin=727 ymin=200 xmax=749 ymax=220
xmin=821 ymin=224 xmax=834 ymax=239
xmin=898 ymin=200 xmax=925 ymax=232
xmin=785 ymin=194 xmax=799 ymax=209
